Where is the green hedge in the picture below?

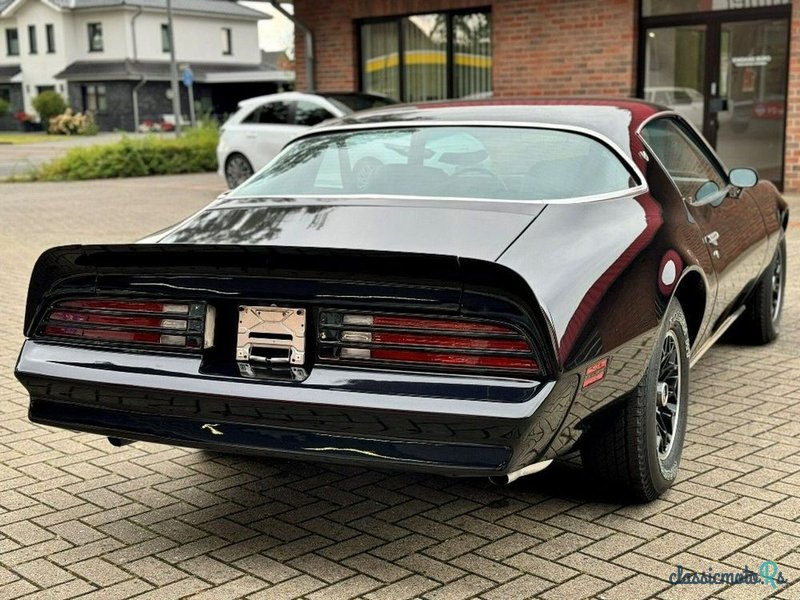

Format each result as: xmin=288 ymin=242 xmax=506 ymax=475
xmin=34 ymin=127 xmax=218 ymax=181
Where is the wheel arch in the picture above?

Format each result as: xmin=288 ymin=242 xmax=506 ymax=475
xmin=671 ymin=267 xmax=708 ymax=351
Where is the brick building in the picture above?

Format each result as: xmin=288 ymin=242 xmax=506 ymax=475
xmin=292 ymin=0 xmax=798 ymax=191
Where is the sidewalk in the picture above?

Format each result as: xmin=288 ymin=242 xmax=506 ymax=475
xmin=0 ymin=132 xmax=176 ymax=178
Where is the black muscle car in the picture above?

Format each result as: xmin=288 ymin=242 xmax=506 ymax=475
xmin=15 ymin=99 xmax=788 ymax=502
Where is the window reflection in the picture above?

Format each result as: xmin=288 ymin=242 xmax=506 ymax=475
xmin=360 ymin=11 xmax=492 ymax=102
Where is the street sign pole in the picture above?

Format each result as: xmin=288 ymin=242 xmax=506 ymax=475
xmin=166 ymin=0 xmax=182 ymax=136
xmin=188 ymin=84 xmax=196 ymax=127
xmin=181 ymin=66 xmax=196 ymax=128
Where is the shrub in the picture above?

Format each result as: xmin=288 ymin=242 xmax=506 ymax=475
xmin=35 ymin=125 xmax=219 ymax=181
xmin=0 ymin=98 xmax=9 ymax=117
xmin=32 ymin=91 xmax=67 ymax=127
xmin=48 ymin=108 xmax=97 ymax=135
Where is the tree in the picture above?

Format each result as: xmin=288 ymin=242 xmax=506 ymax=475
xmin=32 ymin=91 xmax=67 ymax=128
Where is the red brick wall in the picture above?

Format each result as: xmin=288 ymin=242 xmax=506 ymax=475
xmin=293 ymin=0 xmax=637 ymax=97
xmin=784 ymin=0 xmax=800 ymax=191
xmin=492 ymin=0 xmax=637 ymax=96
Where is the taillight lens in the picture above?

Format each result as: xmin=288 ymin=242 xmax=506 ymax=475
xmin=318 ymin=311 xmax=538 ymax=376
xmin=37 ymin=299 xmax=215 ymax=351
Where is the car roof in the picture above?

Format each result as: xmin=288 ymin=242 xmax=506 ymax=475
xmin=236 ymin=91 xmax=393 ymax=108
xmin=318 ymin=98 xmax=667 ymax=158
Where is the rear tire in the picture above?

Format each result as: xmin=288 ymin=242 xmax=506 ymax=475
xmin=728 ymin=237 xmax=785 ymax=345
xmin=225 ymin=153 xmax=254 ymax=189
xmin=581 ymin=300 xmax=690 ymax=502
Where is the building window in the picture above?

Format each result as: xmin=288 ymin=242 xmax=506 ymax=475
xmin=82 ymin=84 xmax=107 ymax=112
xmin=0 ymin=86 xmax=10 ymax=103
xmin=160 ymin=23 xmax=171 ymax=53
xmin=46 ymin=24 xmax=55 ymax=53
xmin=88 ymin=23 xmax=103 ymax=52
xmin=642 ymin=0 xmax=789 ymax=17
xmin=360 ymin=10 xmax=491 ymax=102
xmin=221 ymin=27 xmax=232 ymax=55
xmin=5 ymin=28 xmax=19 ymax=56
xmin=28 ymin=25 xmax=37 ymax=54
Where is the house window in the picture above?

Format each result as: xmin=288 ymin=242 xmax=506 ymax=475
xmin=82 ymin=84 xmax=107 ymax=112
xmin=46 ymin=24 xmax=55 ymax=53
xmin=28 ymin=25 xmax=37 ymax=54
xmin=5 ymin=28 xmax=19 ymax=56
xmin=360 ymin=10 xmax=491 ymax=102
xmin=161 ymin=23 xmax=171 ymax=53
xmin=88 ymin=23 xmax=103 ymax=52
xmin=221 ymin=27 xmax=232 ymax=55
xmin=0 ymin=86 xmax=10 ymax=103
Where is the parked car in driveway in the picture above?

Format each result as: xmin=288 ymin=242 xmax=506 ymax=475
xmin=217 ymin=91 xmax=398 ymax=188
xmin=16 ymin=99 xmax=788 ymax=502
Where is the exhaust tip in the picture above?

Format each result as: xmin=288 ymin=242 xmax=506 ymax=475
xmin=107 ymin=437 xmax=135 ymax=447
xmin=489 ymin=459 xmax=553 ymax=486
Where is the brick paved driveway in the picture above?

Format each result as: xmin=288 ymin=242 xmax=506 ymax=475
xmin=1 ymin=174 xmax=799 ymax=600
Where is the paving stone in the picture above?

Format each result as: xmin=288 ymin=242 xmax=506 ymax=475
xmin=0 ymin=180 xmax=798 ymax=600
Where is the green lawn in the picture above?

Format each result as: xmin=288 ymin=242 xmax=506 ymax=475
xmin=0 ymin=133 xmax=66 ymax=145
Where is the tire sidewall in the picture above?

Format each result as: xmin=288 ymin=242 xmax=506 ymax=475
xmin=766 ymin=237 xmax=787 ymax=337
xmin=225 ymin=154 xmax=253 ymax=189
xmin=645 ymin=302 xmax=690 ymax=494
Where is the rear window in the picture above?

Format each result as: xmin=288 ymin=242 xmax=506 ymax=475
xmin=231 ymin=126 xmax=638 ymax=201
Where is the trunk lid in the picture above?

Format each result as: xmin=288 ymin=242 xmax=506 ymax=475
xmin=154 ymin=197 xmax=546 ymax=262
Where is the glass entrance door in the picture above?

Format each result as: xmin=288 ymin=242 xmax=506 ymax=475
xmin=642 ymin=11 xmax=790 ymax=188
xmin=716 ymin=19 xmax=788 ymax=184
xmin=643 ymin=25 xmax=707 ymax=132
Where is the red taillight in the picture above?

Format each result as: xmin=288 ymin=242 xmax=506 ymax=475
xmin=37 ymin=299 xmax=214 ymax=350
xmin=319 ymin=311 xmax=539 ymax=376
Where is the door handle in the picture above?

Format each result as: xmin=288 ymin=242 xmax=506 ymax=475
xmin=704 ymin=231 xmax=720 ymax=246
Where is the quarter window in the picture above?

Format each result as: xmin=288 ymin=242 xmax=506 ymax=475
xmin=360 ymin=10 xmax=491 ymax=102
xmin=6 ymin=28 xmax=19 ymax=56
xmin=88 ymin=23 xmax=103 ymax=52
xmin=641 ymin=118 xmax=725 ymax=202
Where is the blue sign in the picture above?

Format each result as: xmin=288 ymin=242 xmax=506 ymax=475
xmin=181 ymin=67 xmax=194 ymax=87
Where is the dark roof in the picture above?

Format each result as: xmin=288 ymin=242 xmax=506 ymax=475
xmin=326 ymin=98 xmax=667 ymax=158
xmin=0 ymin=0 xmax=265 ymax=19
xmin=0 ymin=64 xmax=20 ymax=82
xmin=54 ymin=59 xmax=278 ymax=82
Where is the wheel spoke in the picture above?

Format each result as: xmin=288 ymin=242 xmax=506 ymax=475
xmin=655 ymin=330 xmax=682 ymax=461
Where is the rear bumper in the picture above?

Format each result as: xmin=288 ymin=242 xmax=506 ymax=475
xmin=16 ymin=341 xmax=579 ymax=477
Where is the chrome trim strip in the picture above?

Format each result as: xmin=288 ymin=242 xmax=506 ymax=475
xmin=689 ymin=305 xmax=746 ymax=368
xmin=214 ymin=187 xmax=648 ymax=207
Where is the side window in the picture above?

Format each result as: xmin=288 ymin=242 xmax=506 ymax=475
xmin=241 ymin=102 xmax=291 ymax=125
xmin=241 ymin=107 xmax=261 ymax=124
xmin=641 ymin=118 xmax=725 ymax=202
xmin=258 ymin=101 xmax=290 ymax=124
xmin=295 ymin=100 xmax=334 ymax=126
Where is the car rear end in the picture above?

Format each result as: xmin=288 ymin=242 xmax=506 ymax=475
xmin=16 ymin=244 xmax=574 ymax=477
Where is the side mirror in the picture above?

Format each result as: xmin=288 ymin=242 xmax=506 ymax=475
xmin=729 ymin=167 xmax=758 ymax=189
xmin=693 ymin=180 xmax=727 ymax=206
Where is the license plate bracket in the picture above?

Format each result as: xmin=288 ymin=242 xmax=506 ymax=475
xmin=236 ymin=305 xmax=306 ymax=366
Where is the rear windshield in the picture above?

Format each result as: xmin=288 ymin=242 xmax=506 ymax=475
xmin=232 ymin=126 xmax=638 ymax=201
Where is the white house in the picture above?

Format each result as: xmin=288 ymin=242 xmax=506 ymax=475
xmin=0 ymin=0 xmax=294 ymax=130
